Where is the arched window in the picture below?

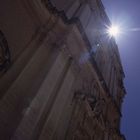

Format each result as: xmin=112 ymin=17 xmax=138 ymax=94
xmin=0 ymin=30 xmax=11 ymax=71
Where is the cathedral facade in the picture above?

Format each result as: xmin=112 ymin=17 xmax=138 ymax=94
xmin=0 ymin=0 xmax=126 ymax=140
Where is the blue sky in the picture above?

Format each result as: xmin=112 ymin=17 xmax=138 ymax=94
xmin=102 ymin=0 xmax=140 ymax=139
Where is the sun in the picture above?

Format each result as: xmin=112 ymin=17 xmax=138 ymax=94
xmin=108 ymin=25 xmax=120 ymax=37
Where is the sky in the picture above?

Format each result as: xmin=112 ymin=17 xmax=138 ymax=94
xmin=102 ymin=0 xmax=140 ymax=139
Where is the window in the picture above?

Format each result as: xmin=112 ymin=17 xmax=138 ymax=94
xmin=0 ymin=30 xmax=10 ymax=71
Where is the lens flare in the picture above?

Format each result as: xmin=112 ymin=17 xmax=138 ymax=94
xmin=108 ymin=25 xmax=120 ymax=37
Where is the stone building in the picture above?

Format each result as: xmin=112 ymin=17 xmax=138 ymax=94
xmin=0 ymin=0 xmax=126 ymax=139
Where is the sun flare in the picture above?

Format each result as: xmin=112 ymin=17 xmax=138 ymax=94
xmin=108 ymin=25 xmax=120 ymax=37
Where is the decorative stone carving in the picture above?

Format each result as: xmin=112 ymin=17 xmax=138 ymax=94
xmin=93 ymin=99 xmax=105 ymax=116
